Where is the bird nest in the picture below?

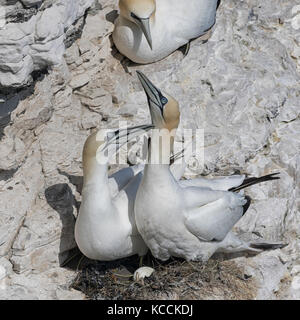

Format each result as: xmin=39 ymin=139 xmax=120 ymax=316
xmin=70 ymin=253 xmax=257 ymax=300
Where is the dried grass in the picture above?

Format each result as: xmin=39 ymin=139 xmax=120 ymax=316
xmin=71 ymin=253 xmax=257 ymax=300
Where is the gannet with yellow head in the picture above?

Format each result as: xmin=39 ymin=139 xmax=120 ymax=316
xmin=113 ymin=0 xmax=221 ymax=64
xmin=75 ymin=125 xmax=154 ymax=261
xmin=134 ymin=71 xmax=285 ymax=262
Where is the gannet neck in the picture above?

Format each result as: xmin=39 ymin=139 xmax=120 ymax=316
xmin=148 ymin=127 xmax=175 ymax=165
xmin=82 ymin=153 xmax=112 ymax=210
xmin=82 ymin=131 xmax=108 ymax=184
xmin=83 ymin=158 xmax=108 ymax=185
xmin=142 ymin=128 xmax=175 ymax=190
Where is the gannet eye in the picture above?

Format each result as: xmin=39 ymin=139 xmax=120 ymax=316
xmin=161 ymin=96 xmax=168 ymax=106
xmin=131 ymin=12 xmax=139 ymax=20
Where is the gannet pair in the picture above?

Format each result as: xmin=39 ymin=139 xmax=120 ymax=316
xmin=134 ymin=71 xmax=283 ymax=262
xmin=113 ymin=0 xmax=221 ymax=64
xmin=75 ymin=120 xmax=192 ymax=261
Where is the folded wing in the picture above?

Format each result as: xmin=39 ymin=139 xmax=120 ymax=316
xmin=184 ymin=191 xmax=246 ymax=241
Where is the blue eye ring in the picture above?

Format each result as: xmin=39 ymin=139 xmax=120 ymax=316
xmin=161 ymin=97 xmax=168 ymax=105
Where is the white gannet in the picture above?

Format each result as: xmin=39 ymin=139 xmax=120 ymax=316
xmin=134 ymin=71 xmax=284 ymax=262
xmin=75 ymin=125 xmax=153 ymax=261
xmin=112 ymin=0 xmax=221 ymax=64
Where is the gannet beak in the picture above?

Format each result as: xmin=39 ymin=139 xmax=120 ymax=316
xmin=137 ymin=18 xmax=153 ymax=50
xmin=136 ymin=71 xmax=163 ymax=110
xmin=99 ymin=124 xmax=154 ymax=156
xmin=137 ymin=71 xmax=166 ymax=127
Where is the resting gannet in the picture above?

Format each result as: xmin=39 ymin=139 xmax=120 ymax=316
xmin=113 ymin=0 xmax=221 ymax=64
xmin=134 ymin=71 xmax=284 ymax=262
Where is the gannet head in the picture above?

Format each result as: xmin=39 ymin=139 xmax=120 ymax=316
xmin=119 ymin=0 xmax=156 ymax=49
xmin=82 ymin=131 xmax=106 ymax=180
xmin=82 ymin=124 xmax=154 ymax=180
xmin=137 ymin=71 xmax=180 ymax=131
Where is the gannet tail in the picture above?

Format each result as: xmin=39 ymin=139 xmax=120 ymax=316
xmin=229 ymin=173 xmax=280 ymax=193
xmin=250 ymin=242 xmax=288 ymax=250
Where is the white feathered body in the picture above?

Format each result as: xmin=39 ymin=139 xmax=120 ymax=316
xmin=135 ymin=164 xmax=251 ymax=262
xmin=75 ymin=164 xmax=148 ymax=261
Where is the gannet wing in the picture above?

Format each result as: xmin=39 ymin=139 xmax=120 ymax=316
xmin=185 ymin=198 xmax=245 ymax=242
xmin=179 ymin=175 xmax=245 ymax=191
xmin=184 ymin=189 xmax=247 ymax=241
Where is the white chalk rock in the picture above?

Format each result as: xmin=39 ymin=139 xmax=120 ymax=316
xmin=0 ymin=266 xmax=6 ymax=281
xmin=0 ymin=0 xmax=94 ymax=89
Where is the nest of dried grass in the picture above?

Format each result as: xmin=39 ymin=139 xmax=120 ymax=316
xmin=70 ymin=253 xmax=257 ymax=300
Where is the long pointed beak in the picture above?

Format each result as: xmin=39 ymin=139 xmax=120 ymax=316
xmin=136 ymin=71 xmax=162 ymax=110
xmin=137 ymin=18 xmax=153 ymax=50
xmin=137 ymin=71 xmax=166 ymax=128
xmin=98 ymin=124 xmax=153 ymax=156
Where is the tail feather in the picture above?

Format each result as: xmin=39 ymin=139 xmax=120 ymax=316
xmin=250 ymin=242 xmax=288 ymax=250
xmin=229 ymin=173 xmax=280 ymax=193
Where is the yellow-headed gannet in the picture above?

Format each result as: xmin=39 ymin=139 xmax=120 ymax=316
xmin=75 ymin=125 xmax=153 ymax=261
xmin=134 ymin=71 xmax=284 ymax=262
xmin=113 ymin=0 xmax=221 ymax=64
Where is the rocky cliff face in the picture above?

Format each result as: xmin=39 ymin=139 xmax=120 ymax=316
xmin=0 ymin=0 xmax=94 ymax=89
xmin=0 ymin=0 xmax=299 ymax=299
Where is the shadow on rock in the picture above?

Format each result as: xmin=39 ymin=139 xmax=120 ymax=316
xmin=45 ymin=183 xmax=81 ymax=269
xmin=58 ymin=169 xmax=83 ymax=197
xmin=0 ymin=167 xmax=19 ymax=181
xmin=0 ymin=70 xmax=48 ymax=140
xmin=88 ymin=0 xmax=103 ymax=16
xmin=105 ymin=9 xmax=118 ymax=24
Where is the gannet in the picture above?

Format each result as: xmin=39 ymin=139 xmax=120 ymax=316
xmin=134 ymin=71 xmax=284 ymax=262
xmin=74 ymin=125 xmax=154 ymax=261
xmin=112 ymin=0 xmax=221 ymax=64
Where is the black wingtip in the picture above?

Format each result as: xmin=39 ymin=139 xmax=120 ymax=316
xmin=250 ymin=242 xmax=288 ymax=250
xmin=261 ymin=172 xmax=281 ymax=179
xmin=229 ymin=172 xmax=281 ymax=192
xmin=242 ymin=196 xmax=251 ymax=216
